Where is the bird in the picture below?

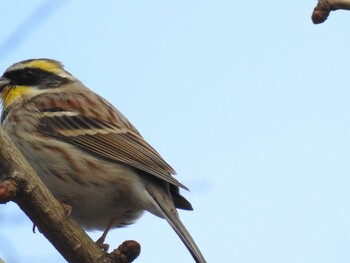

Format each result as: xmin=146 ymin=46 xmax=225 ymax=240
xmin=0 ymin=58 xmax=206 ymax=263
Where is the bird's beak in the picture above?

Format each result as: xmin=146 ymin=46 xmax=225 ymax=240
xmin=0 ymin=77 xmax=10 ymax=92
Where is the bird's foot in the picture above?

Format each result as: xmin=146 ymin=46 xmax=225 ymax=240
xmin=58 ymin=196 xmax=72 ymax=221
xmin=96 ymin=236 xmax=110 ymax=252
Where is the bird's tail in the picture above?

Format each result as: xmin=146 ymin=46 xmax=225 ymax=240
xmin=144 ymin=188 xmax=206 ymax=263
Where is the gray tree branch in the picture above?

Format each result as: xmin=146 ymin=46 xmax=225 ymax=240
xmin=312 ymin=0 xmax=350 ymax=24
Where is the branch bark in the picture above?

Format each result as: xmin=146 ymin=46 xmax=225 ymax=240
xmin=0 ymin=128 xmax=140 ymax=263
xmin=312 ymin=0 xmax=350 ymax=24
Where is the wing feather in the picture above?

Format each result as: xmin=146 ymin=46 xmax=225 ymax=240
xmin=38 ymin=113 xmax=188 ymax=190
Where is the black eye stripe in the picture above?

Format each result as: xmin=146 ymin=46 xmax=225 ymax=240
xmin=3 ymin=68 xmax=71 ymax=87
xmin=5 ymin=68 xmax=52 ymax=81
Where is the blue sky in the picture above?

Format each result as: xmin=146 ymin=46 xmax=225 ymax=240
xmin=1 ymin=1 xmax=350 ymax=262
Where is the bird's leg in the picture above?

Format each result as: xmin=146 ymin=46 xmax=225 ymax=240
xmin=96 ymin=218 xmax=116 ymax=251
xmin=58 ymin=196 xmax=72 ymax=221
xmin=32 ymin=196 xmax=72 ymax=232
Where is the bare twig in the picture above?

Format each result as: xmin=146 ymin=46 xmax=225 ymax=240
xmin=0 ymin=128 xmax=140 ymax=263
xmin=312 ymin=0 xmax=350 ymax=24
xmin=110 ymin=241 xmax=141 ymax=263
xmin=0 ymin=179 xmax=17 ymax=202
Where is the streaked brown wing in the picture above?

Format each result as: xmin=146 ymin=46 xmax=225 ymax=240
xmin=38 ymin=113 xmax=188 ymax=190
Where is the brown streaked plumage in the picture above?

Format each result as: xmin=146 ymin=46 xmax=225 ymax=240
xmin=0 ymin=59 xmax=206 ymax=263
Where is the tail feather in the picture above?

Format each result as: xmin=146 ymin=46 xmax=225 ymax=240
xmin=144 ymin=189 xmax=206 ymax=263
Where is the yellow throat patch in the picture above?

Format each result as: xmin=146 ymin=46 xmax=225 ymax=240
xmin=1 ymin=86 xmax=32 ymax=109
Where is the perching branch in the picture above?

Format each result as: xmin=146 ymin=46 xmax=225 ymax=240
xmin=0 ymin=128 xmax=140 ymax=263
xmin=312 ymin=0 xmax=350 ymax=24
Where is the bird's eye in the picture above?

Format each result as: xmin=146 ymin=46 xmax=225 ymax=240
xmin=23 ymin=69 xmax=35 ymax=78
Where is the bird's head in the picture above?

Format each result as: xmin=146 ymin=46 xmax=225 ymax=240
xmin=0 ymin=59 xmax=76 ymax=109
